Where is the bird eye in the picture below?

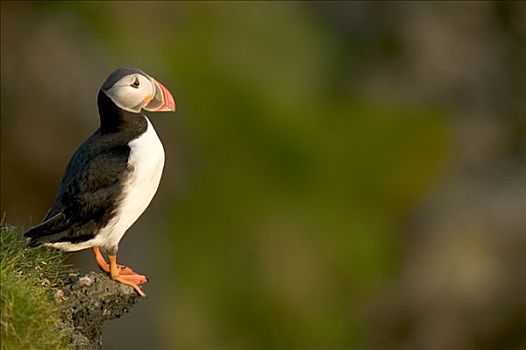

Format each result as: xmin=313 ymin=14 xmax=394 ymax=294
xmin=131 ymin=77 xmax=140 ymax=88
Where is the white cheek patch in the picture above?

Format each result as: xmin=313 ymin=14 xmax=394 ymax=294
xmin=104 ymin=75 xmax=154 ymax=113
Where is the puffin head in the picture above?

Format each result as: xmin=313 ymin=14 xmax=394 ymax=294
xmin=101 ymin=67 xmax=176 ymax=113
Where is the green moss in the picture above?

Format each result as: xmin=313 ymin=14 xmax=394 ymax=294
xmin=1 ymin=224 xmax=72 ymax=350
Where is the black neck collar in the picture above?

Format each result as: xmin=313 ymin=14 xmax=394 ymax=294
xmin=97 ymin=90 xmax=146 ymax=134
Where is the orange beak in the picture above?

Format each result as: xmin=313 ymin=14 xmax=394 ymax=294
xmin=144 ymin=78 xmax=176 ymax=112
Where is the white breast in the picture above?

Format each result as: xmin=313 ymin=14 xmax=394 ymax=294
xmin=100 ymin=116 xmax=165 ymax=250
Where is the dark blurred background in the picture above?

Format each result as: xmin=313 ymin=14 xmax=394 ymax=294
xmin=1 ymin=1 xmax=525 ymax=349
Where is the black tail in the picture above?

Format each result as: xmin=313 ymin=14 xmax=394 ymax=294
xmin=24 ymin=212 xmax=71 ymax=247
xmin=27 ymin=236 xmax=46 ymax=248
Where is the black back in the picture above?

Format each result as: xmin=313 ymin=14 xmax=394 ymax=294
xmin=24 ymin=91 xmax=148 ymax=246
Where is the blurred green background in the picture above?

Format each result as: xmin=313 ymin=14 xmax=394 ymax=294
xmin=1 ymin=1 xmax=525 ymax=349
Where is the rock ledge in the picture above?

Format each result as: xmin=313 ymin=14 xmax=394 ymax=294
xmin=56 ymin=272 xmax=140 ymax=350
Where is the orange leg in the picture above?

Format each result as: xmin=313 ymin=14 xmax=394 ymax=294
xmin=92 ymin=246 xmax=135 ymax=275
xmin=92 ymin=246 xmax=148 ymax=297
xmin=109 ymin=254 xmax=148 ymax=297
xmin=93 ymin=246 xmax=110 ymax=272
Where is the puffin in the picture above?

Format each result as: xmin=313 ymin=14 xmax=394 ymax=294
xmin=23 ymin=67 xmax=175 ymax=297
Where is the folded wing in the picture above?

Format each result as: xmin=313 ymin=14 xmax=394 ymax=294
xmin=24 ymin=131 xmax=131 ymax=247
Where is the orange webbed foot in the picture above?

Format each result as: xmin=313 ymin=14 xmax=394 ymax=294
xmin=92 ymin=247 xmax=148 ymax=297
xmin=113 ymin=274 xmax=148 ymax=297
